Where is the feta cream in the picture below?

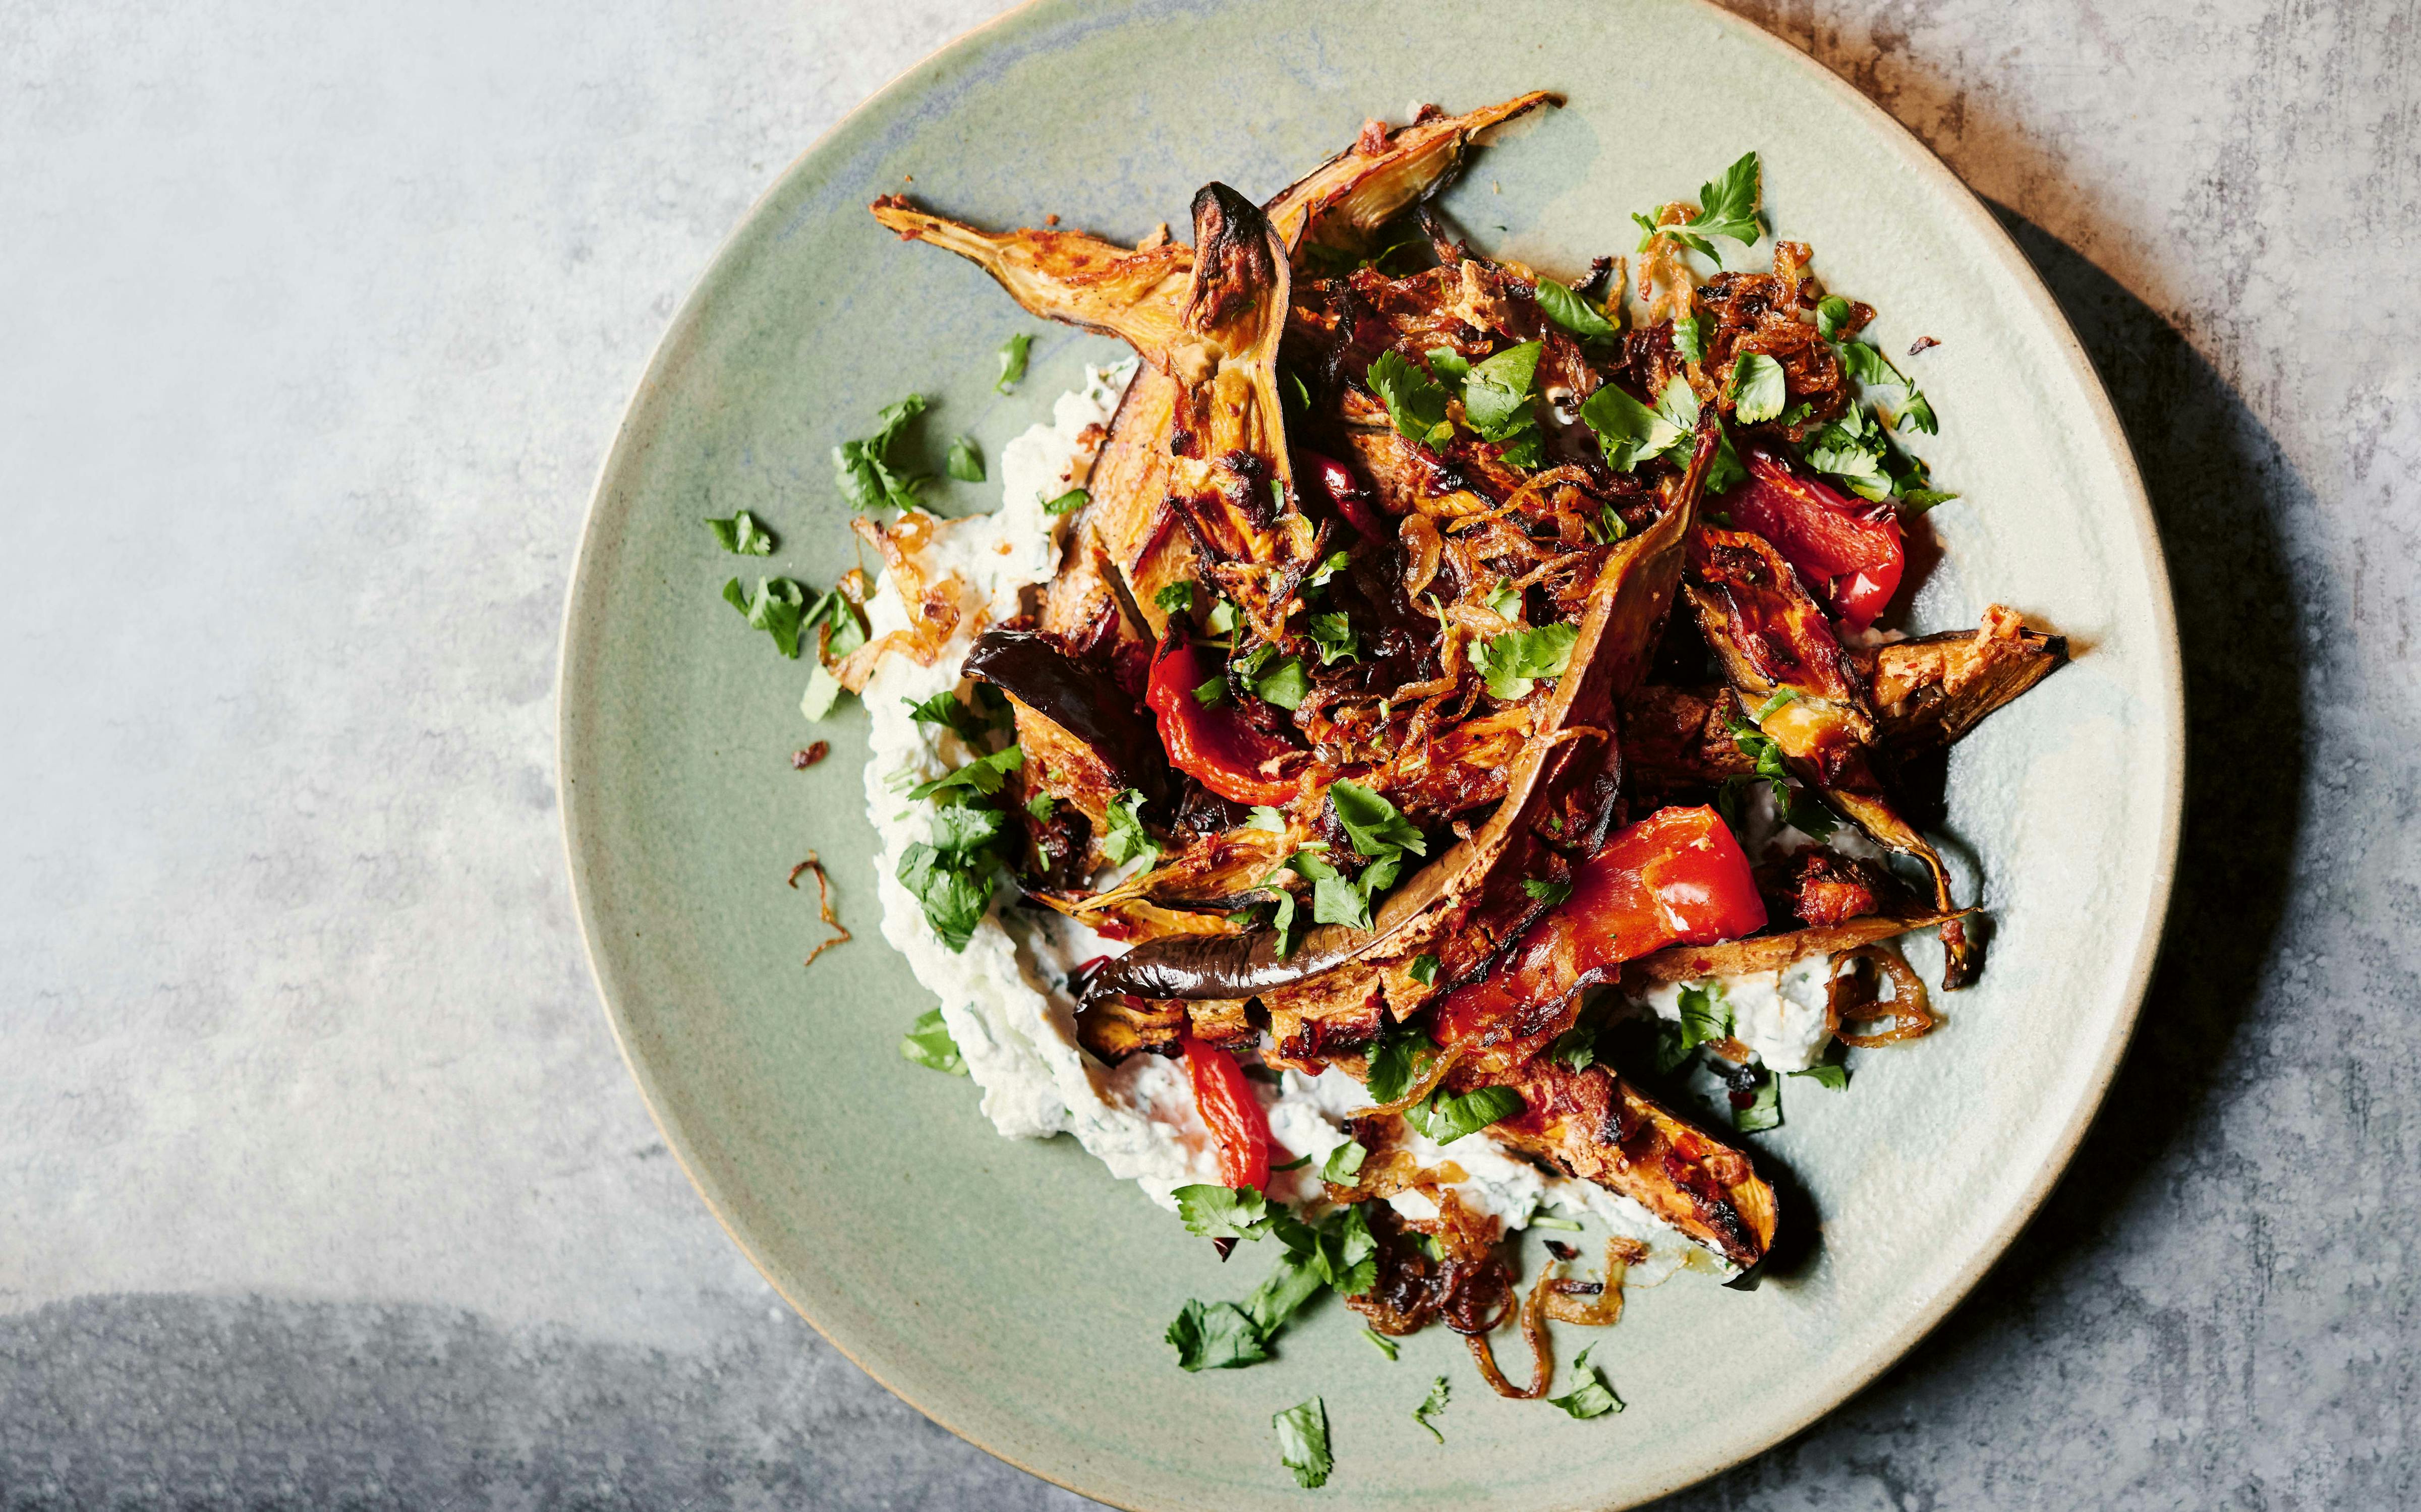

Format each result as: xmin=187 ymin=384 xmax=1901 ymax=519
xmin=851 ymin=363 xmax=1717 ymax=1284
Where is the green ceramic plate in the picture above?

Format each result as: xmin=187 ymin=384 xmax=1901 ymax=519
xmin=559 ymin=2 xmax=2182 ymax=1505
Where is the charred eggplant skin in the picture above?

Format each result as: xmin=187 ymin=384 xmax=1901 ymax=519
xmin=963 ymin=628 xmax=1169 ymax=802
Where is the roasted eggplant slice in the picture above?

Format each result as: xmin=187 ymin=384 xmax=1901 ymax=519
xmin=869 ymin=198 xmax=1193 ymax=362
xmin=1683 ymin=523 xmax=1979 ymax=984
xmin=1621 ymin=907 xmax=1966 ymax=985
xmin=964 ymin=629 xmax=1166 ymax=802
xmin=1858 ymin=605 xmax=2068 ymax=751
xmin=1084 ymin=417 xmax=1722 ymax=1013
xmin=1484 ymin=1060 xmax=1778 ymax=1269
xmin=1262 ymin=93 xmax=1557 ymax=258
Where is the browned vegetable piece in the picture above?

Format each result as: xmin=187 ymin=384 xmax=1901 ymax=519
xmin=1683 ymin=524 xmax=1979 ymax=984
xmin=1073 ymin=993 xmax=1184 ymax=1065
xmin=1621 ymin=908 xmax=1967 ymax=985
xmin=868 ymin=198 xmax=1194 ymax=362
xmin=1264 ymin=93 xmax=1557 ymax=258
xmin=1858 ymin=605 xmax=2068 ymax=751
xmin=963 ymin=629 xmax=1166 ymax=803
xmin=1083 ymin=417 xmax=1722 ymax=1014
xmin=1484 ymin=1059 xmax=1778 ymax=1269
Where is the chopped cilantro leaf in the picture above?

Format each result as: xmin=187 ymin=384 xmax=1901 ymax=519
xmin=1364 ymin=1328 xmax=1400 ymax=1361
xmin=995 ymin=333 xmax=1030 ymax=393
xmin=1367 ymin=349 xmax=1454 ymax=447
xmin=944 ymin=435 xmax=984 ymax=483
xmin=1321 ymin=1139 xmax=1368 ymax=1184
xmin=1273 ymin=1399 xmax=1333 ymax=1489
xmin=1243 ymin=1246 xmax=1326 ymax=1337
xmin=832 ymin=394 xmax=927 ymax=512
xmin=1671 ymin=310 xmax=1707 ymax=363
xmin=1637 ymin=150 xmax=1763 ymax=256
xmin=1404 ymin=1084 xmax=1525 ymax=1144
xmin=1328 ymin=780 xmax=1426 ymax=862
xmin=1040 ymin=486 xmax=1088 ymax=516
xmin=1100 ymin=788 xmax=1161 ymax=867
xmin=1522 ymin=875 xmax=1573 ymax=906
xmin=1154 ymin=579 xmax=1196 ymax=617
xmin=1548 ymin=1345 xmax=1625 ymax=1419
xmin=1730 ymin=352 xmax=1788 ymax=424
xmin=1271 ymin=1152 xmax=1311 ymax=1172
xmin=1792 ymin=1061 xmax=1850 ymax=1091
xmin=704 ymin=510 xmax=774 ymax=555
xmin=1413 ymin=1375 xmax=1452 ymax=1443
xmin=1461 ymin=340 xmax=1543 ymax=443
xmin=905 ymin=744 xmax=1022 ymax=801
xmin=898 ymin=1007 xmax=967 ymax=1075
xmin=1253 ymin=655 xmax=1310 ymax=710
xmin=799 ymin=662 xmax=845 ymax=721
xmin=1408 ymin=953 xmax=1440 ymax=986
xmin=1363 ymin=1021 xmax=1434 ymax=1106
xmin=1651 ymin=376 xmax=1747 ymax=493
xmin=1172 ymin=1183 xmax=1273 ymax=1241
xmin=1471 ymin=623 xmax=1579 ymax=701
xmin=1535 ymin=278 xmax=1619 ymax=340
xmin=1305 ymin=611 xmax=1359 ymax=666
xmin=1677 ymin=980 xmax=1735 ymax=1050
xmin=1423 ymin=345 xmax=1471 ymax=383
xmin=1735 ymin=1068 xmax=1783 ymax=1132
xmin=1166 ymin=1300 xmax=1269 ymax=1371
xmin=1548 ymin=1022 xmax=1597 ymax=1072
xmin=1578 ymin=382 xmax=1684 ymax=472
xmin=723 ymin=576 xmax=810 ymax=659
xmin=904 ymin=689 xmax=993 ymax=747
xmin=1247 ymin=804 xmax=1288 ymax=833
xmin=1023 ymin=791 xmax=1055 ymax=822
xmin=1193 ymin=674 xmax=1225 ymax=707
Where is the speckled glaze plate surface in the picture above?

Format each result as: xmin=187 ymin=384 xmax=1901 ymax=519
xmin=558 ymin=2 xmax=2182 ymax=1505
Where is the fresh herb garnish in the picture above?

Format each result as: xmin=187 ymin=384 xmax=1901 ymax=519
xmin=1321 ymin=1139 xmax=1368 ymax=1184
xmin=1650 ymin=376 xmax=1747 ymax=493
xmin=1193 ymin=674 xmax=1225 ymax=707
xmin=1547 ymin=1022 xmax=1597 ymax=1073
xmin=1404 ymin=1084 xmax=1525 ymax=1145
xmin=1728 ymin=352 xmax=1788 ymax=424
xmin=1252 ymin=654 xmax=1310 ymax=710
xmin=945 ymin=435 xmax=985 ymax=483
xmin=994 ymin=332 xmax=1030 ymax=393
xmin=1677 ymin=980 xmax=1734 ymax=1052
xmin=1578 ymin=381 xmax=1685 ymax=473
xmin=1423 ymin=345 xmax=1471 ymax=384
xmin=1363 ymin=1020 xmax=1435 ymax=1106
xmin=704 ymin=510 xmax=774 ymax=555
xmin=723 ymin=576 xmax=810 ymax=658
xmin=1471 ymin=623 xmax=1579 ymax=701
xmin=1633 ymin=150 xmax=1763 ymax=258
xmin=1671 ymin=309 xmax=1708 ymax=363
xmin=833 ymin=394 xmax=928 ymax=512
xmin=1407 ymin=954 xmax=1440 ymax=986
xmin=1368 ymin=348 xmax=1454 ymax=447
xmin=1273 ymin=1399 xmax=1333 ymax=1489
xmin=1305 ymin=611 xmax=1359 ymax=666
xmin=1364 ymin=1328 xmax=1400 ymax=1361
xmin=904 ymin=689 xmax=994 ymax=747
xmin=1301 ymin=549 xmax=1352 ymax=593
xmin=1413 ymin=1375 xmax=1452 ymax=1443
xmin=1100 ymin=787 xmax=1161 ymax=867
xmin=1023 ymin=792 xmax=1055 ymax=822
xmin=1734 ymin=1067 xmax=1783 ymax=1132
xmin=898 ymin=1007 xmax=968 ymax=1075
xmin=1040 ymin=486 xmax=1089 ymax=516
xmin=1154 ymin=579 xmax=1196 ymax=617
xmin=1271 ymin=1152 xmax=1311 ymax=1172
xmin=1522 ymin=875 xmax=1573 ymax=906
xmin=1247 ymin=804 xmax=1288 ymax=833
xmin=1547 ymin=1345 xmax=1625 ymax=1419
xmin=905 ymin=744 xmax=1022 ymax=801
xmin=1814 ymin=295 xmax=1853 ymax=340
xmin=1461 ymin=340 xmax=1543 ymax=445
xmin=1172 ymin=1182 xmax=1273 ymax=1241
xmin=1166 ymin=1300 xmax=1269 ymax=1371
xmin=1328 ymin=780 xmax=1426 ymax=862
xmin=1792 ymin=1060 xmax=1850 ymax=1090
xmin=1535 ymin=278 xmax=1619 ymax=340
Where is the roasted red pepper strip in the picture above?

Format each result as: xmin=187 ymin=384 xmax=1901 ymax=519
xmin=1724 ymin=449 xmax=1904 ymax=633
xmin=1180 ymin=1032 xmax=1273 ymax=1190
xmin=1144 ymin=639 xmax=1301 ymax=806
xmin=1433 ymin=805 xmax=1766 ymax=1046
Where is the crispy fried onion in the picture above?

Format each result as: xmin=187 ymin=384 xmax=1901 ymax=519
xmin=1348 ymin=1193 xmax=1527 ymax=1356
xmin=1827 ymin=943 xmax=1936 ymax=1046
xmin=1538 ymin=1237 xmax=1649 ymax=1328
xmin=835 ymin=513 xmax=970 ymax=690
xmin=1400 ymin=512 xmax=1442 ymax=598
xmin=1466 ymin=1265 xmax=1557 ymax=1400
xmin=786 ymin=852 xmax=852 ymax=967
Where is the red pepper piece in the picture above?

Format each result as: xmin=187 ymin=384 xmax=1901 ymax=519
xmin=1433 ymin=805 xmax=1767 ymax=1045
xmin=1297 ymin=449 xmax=1387 ymax=540
xmin=1180 ymin=1032 xmax=1273 ymax=1191
xmin=1724 ymin=449 xmax=1905 ymax=633
xmin=1144 ymin=639 xmax=1302 ymax=806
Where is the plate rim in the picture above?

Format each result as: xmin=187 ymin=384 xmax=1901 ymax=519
xmin=555 ymin=2 xmax=2186 ymax=1504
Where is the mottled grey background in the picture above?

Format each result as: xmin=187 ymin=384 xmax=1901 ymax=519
xmin=2 ymin=0 xmax=2413 ymax=1506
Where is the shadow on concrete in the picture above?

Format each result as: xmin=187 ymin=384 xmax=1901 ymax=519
xmin=1652 ymin=205 xmax=2310 ymax=1506
xmin=0 ymin=1292 xmax=1096 ymax=1512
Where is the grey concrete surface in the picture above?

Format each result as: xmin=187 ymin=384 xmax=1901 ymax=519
xmin=2 ymin=0 xmax=2412 ymax=1506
